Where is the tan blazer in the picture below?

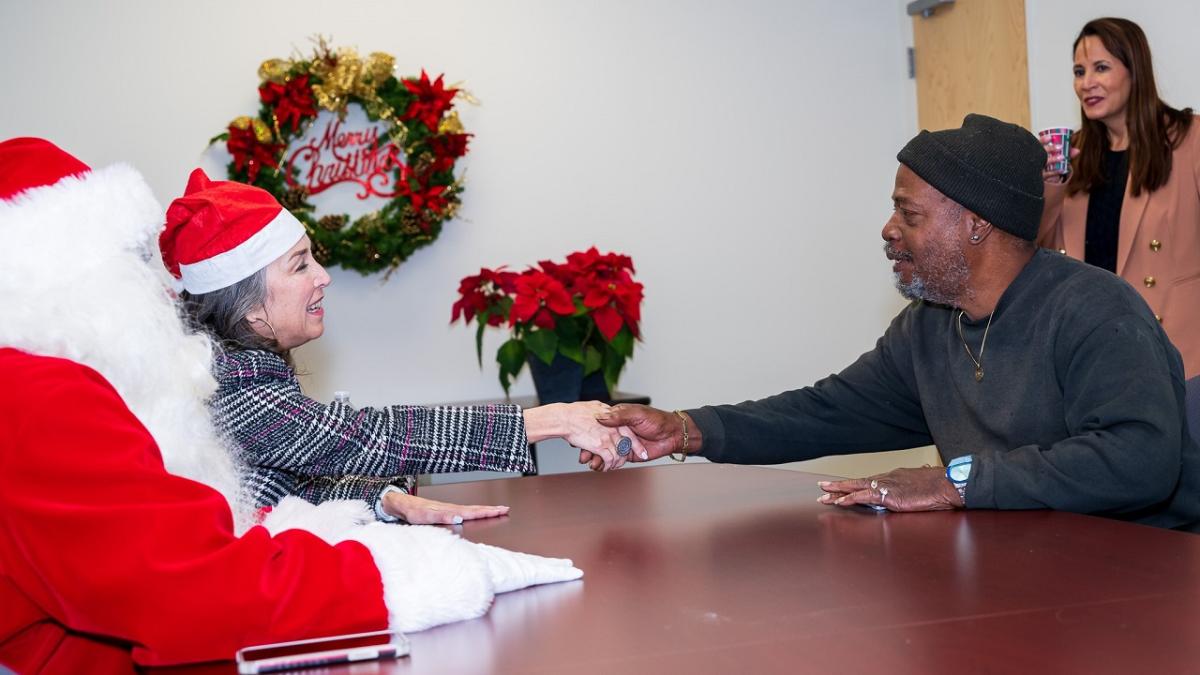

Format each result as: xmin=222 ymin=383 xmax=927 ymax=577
xmin=1038 ymin=119 xmax=1200 ymax=377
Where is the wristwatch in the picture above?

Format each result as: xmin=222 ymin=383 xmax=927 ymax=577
xmin=946 ymin=455 xmax=973 ymax=506
xmin=375 ymin=484 xmax=409 ymax=523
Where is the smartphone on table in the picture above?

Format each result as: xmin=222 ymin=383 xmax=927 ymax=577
xmin=235 ymin=629 xmax=410 ymax=673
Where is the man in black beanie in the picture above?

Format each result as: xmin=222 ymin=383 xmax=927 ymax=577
xmin=593 ymin=114 xmax=1199 ymax=533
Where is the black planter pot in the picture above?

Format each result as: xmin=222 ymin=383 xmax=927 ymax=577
xmin=527 ymin=353 xmax=610 ymax=404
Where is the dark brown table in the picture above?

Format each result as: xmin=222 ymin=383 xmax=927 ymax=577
xmin=172 ymin=464 xmax=1200 ymax=673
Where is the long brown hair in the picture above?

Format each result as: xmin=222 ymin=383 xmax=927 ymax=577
xmin=1067 ymin=17 xmax=1192 ymax=197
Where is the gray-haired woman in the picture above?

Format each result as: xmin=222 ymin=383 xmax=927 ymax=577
xmin=162 ymin=169 xmax=638 ymax=524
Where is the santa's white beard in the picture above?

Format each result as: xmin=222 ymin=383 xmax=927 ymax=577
xmin=0 ymin=164 xmax=252 ymax=532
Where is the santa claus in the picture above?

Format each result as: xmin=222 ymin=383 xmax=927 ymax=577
xmin=0 ymin=137 xmax=581 ymax=672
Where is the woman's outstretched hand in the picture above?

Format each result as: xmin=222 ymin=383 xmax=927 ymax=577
xmin=524 ymin=401 xmax=647 ymax=471
xmin=383 ymin=490 xmax=509 ymax=525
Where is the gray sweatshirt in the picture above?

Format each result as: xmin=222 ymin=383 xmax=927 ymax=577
xmin=690 ymin=249 xmax=1199 ymax=531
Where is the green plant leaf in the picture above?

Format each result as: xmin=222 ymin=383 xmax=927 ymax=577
xmin=525 ymin=329 xmax=558 ymax=365
xmin=496 ymin=339 xmax=527 ymax=394
xmin=474 ymin=320 xmax=487 ymax=368
xmin=556 ymin=315 xmax=583 ymax=341
xmin=557 ymin=317 xmax=584 ymax=364
xmin=610 ymin=327 xmax=635 ymax=358
xmin=603 ymin=351 xmax=626 ymax=393
xmin=559 ymin=340 xmax=584 ymax=364
xmin=583 ymin=345 xmax=603 ymax=376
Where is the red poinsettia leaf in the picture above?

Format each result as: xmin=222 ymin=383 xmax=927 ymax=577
xmin=566 ymin=247 xmax=601 ymax=270
xmin=582 ymin=286 xmax=611 ymax=309
xmin=591 ymin=305 xmax=623 ymax=341
xmin=546 ymin=287 xmax=576 ymax=315
xmin=495 ymin=271 xmax=518 ymax=293
xmin=616 ymin=284 xmax=643 ymax=321
xmin=510 ymin=295 xmax=539 ymax=326
xmin=533 ymin=308 xmax=557 ymax=330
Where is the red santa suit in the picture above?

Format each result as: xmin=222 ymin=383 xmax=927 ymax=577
xmin=0 ymin=348 xmax=390 ymax=670
xmin=0 ymin=138 xmax=580 ymax=673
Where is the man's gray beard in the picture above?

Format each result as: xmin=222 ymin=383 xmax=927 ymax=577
xmin=892 ymin=250 xmax=969 ymax=307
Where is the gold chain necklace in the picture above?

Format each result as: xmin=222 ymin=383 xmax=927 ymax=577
xmin=956 ymin=310 xmax=994 ymax=382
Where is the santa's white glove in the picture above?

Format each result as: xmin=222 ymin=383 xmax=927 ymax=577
xmin=473 ymin=542 xmax=583 ymax=594
xmin=262 ymin=501 xmax=584 ymax=633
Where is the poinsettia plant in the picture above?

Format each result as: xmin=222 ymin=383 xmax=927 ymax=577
xmin=452 ymin=248 xmax=644 ymax=394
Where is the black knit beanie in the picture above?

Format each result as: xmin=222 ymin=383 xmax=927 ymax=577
xmin=896 ymin=114 xmax=1046 ymax=241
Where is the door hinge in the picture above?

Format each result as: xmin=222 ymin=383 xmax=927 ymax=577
xmin=907 ymin=47 xmax=915 ymax=79
xmin=906 ymin=0 xmax=955 ymax=18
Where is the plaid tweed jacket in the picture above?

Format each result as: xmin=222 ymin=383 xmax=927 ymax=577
xmin=211 ymin=349 xmax=533 ymax=513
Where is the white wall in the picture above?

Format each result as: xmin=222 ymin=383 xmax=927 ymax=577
xmin=1027 ymin=1 xmax=1200 ymax=130
xmin=2 ymin=1 xmax=933 ymax=476
xmin=19 ymin=1 xmax=1191 ymax=480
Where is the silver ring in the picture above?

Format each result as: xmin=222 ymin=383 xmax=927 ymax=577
xmin=869 ymin=479 xmax=878 ymax=489
xmin=879 ymin=486 xmax=889 ymax=503
xmin=617 ymin=436 xmax=632 ymax=457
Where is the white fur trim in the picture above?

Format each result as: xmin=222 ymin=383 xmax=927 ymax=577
xmin=261 ymin=496 xmax=375 ymax=539
xmin=474 ymin=543 xmax=582 ymax=593
xmin=262 ymin=497 xmax=584 ymax=633
xmin=0 ymin=163 xmax=252 ymax=531
xmin=179 ymin=208 xmax=305 ymax=294
xmin=263 ymin=498 xmax=493 ymax=631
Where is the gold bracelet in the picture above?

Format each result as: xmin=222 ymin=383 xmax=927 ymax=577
xmin=669 ymin=410 xmax=689 ymax=462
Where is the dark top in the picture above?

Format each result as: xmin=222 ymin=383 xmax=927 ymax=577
xmin=1083 ymin=149 xmax=1128 ymax=273
xmin=688 ymin=249 xmax=1199 ymax=531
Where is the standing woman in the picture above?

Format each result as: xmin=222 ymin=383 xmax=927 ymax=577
xmin=1038 ymin=17 xmax=1200 ymax=377
xmin=161 ymin=169 xmax=634 ymax=525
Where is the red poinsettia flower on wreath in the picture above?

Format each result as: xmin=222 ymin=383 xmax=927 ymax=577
xmin=427 ymin=133 xmax=472 ymax=173
xmin=226 ymin=118 xmax=284 ymax=183
xmin=258 ymin=75 xmax=318 ymax=132
xmin=396 ymin=167 xmax=450 ymax=225
xmin=401 ymin=70 xmax=458 ymax=132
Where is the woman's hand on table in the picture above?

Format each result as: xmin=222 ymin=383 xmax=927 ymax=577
xmin=383 ymin=490 xmax=509 ymax=525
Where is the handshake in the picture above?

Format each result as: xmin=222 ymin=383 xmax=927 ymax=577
xmin=544 ymin=402 xmax=694 ymax=472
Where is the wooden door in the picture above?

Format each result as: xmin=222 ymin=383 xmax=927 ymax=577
xmin=912 ymin=0 xmax=1030 ymax=131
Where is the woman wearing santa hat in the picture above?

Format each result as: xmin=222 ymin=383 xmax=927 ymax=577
xmin=0 ymin=137 xmax=583 ymax=671
xmin=159 ymin=168 xmax=640 ymax=526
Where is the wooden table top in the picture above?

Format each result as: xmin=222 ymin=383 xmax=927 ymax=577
xmin=414 ymin=464 xmax=1200 ymax=674
xmin=171 ymin=464 xmax=1200 ymax=674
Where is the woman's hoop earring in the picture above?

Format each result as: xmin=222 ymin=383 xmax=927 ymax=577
xmin=251 ymin=317 xmax=279 ymax=342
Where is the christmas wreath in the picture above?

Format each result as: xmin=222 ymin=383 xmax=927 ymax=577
xmin=210 ymin=39 xmax=472 ymax=275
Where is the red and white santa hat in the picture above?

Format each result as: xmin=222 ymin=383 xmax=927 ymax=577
xmin=159 ymin=169 xmax=306 ymax=294
xmin=0 ymin=137 xmax=92 ymax=201
xmin=0 ymin=137 xmax=163 ymax=255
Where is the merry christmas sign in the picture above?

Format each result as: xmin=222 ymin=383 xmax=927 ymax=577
xmin=209 ymin=41 xmax=471 ymax=275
